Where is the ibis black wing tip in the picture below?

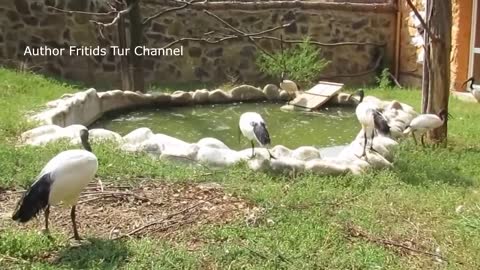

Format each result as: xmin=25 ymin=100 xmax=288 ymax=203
xmin=253 ymin=123 xmax=271 ymax=146
xmin=373 ymin=110 xmax=390 ymax=136
xmin=12 ymin=173 xmax=52 ymax=223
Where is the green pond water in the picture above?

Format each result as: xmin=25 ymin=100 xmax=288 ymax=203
xmin=91 ymin=102 xmax=360 ymax=150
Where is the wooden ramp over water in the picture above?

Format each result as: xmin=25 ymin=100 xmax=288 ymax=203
xmin=289 ymin=81 xmax=344 ymax=110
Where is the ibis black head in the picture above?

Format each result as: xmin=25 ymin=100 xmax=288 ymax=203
xmin=437 ymin=109 xmax=451 ymax=121
xmin=461 ymin=77 xmax=475 ymax=91
xmin=354 ymin=89 xmax=365 ymax=103
xmin=80 ymin=128 xmax=92 ymax=152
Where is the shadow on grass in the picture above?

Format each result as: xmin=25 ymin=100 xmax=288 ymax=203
xmin=55 ymin=238 xmax=130 ymax=269
xmin=392 ymin=147 xmax=475 ymax=187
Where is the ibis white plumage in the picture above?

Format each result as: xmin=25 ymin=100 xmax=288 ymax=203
xmin=12 ymin=128 xmax=99 ymax=240
xmin=239 ymin=112 xmax=275 ymax=159
xmin=403 ymin=109 xmax=448 ymax=147
xmin=354 ymin=89 xmax=391 ymax=158
xmin=279 ymin=72 xmax=300 ymax=95
xmin=462 ymin=77 xmax=480 ymax=102
xmin=280 ymin=80 xmax=299 ymax=95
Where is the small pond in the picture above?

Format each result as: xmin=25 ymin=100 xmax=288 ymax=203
xmin=91 ymin=102 xmax=360 ymax=149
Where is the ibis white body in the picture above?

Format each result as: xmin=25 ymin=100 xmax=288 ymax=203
xmin=239 ymin=112 xmax=270 ymax=146
xmin=280 ymin=80 xmax=299 ymax=94
xmin=472 ymin=88 xmax=480 ymax=102
xmin=43 ymin=149 xmax=98 ymax=206
xmin=403 ymin=114 xmax=443 ymax=136
xmin=355 ymin=101 xmax=376 ymax=139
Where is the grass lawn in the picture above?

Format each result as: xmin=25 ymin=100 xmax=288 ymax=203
xmin=0 ymin=68 xmax=480 ymax=269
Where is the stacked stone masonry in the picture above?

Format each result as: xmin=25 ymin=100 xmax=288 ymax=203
xmin=1 ymin=0 xmax=395 ymax=88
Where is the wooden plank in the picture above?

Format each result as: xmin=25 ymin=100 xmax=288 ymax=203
xmin=289 ymin=81 xmax=344 ymax=109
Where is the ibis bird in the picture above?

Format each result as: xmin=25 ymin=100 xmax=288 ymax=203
xmin=12 ymin=128 xmax=99 ymax=240
xmin=403 ymin=109 xmax=449 ymax=147
xmin=239 ymin=112 xmax=276 ymax=159
xmin=349 ymin=89 xmax=365 ymax=104
xmin=462 ymin=77 xmax=480 ymax=102
xmin=355 ymin=95 xmax=391 ymax=158
xmin=279 ymin=72 xmax=300 ymax=95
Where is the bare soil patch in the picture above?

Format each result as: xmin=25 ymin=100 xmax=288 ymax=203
xmin=0 ymin=181 xmax=257 ymax=241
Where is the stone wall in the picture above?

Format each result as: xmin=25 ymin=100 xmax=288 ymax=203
xmin=0 ymin=0 xmax=396 ymax=88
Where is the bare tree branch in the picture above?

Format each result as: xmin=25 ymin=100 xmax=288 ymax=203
xmin=405 ymin=0 xmax=438 ymax=41
xmin=203 ymin=9 xmax=291 ymax=58
xmin=251 ymin=36 xmax=385 ymax=47
xmin=48 ymin=0 xmax=139 ymax=28
xmin=143 ymin=0 xmax=206 ymax=26
xmin=46 ymin=5 xmax=118 ymax=16
xmin=91 ymin=0 xmax=140 ymax=27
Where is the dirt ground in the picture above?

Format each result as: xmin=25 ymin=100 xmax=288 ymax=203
xmin=0 ymin=181 xmax=258 ymax=243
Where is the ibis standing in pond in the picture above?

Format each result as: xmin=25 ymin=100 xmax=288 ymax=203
xmin=403 ymin=109 xmax=449 ymax=147
xmin=12 ymin=128 xmax=99 ymax=240
xmin=354 ymin=90 xmax=391 ymax=158
xmin=239 ymin=112 xmax=276 ymax=159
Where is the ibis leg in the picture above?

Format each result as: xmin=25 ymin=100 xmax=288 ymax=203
xmin=420 ymin=134 xmax=426 ymax=148
xmin=70 ymin=205 xmax=82 ymax=240
xmin=411 ymin=131 xmax=417 ymax=145
xmin=250 ymin=141 xmax=256 ymax=158
xmin=44 ymin=205 xmax=50 ymax=234
xmin=267 ymin=149 xmax=276 ymax=160
xmin=361 ymin=131 xmax=367 ymax=157
xmin=369 ymin=131 xmax=375 ymax=151
xmin=369 ymin=131 xmax=381 ymax=155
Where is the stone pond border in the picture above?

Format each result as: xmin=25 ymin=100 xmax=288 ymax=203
xmin=20 ymin=84 xmax=419 ymax=176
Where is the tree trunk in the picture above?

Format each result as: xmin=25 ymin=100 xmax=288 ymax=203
xmin=117 ymin=8 xmax=132 ymax=90
xmin=426 ymin=0 xmax=452 ymax=143
xmin=126 ymin=0 xmax=145 ymax=92
xmin=421 ymin=0 xmax=430 ymax=114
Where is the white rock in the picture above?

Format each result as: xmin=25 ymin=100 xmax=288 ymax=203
xmin=160 ymin=144 xmax=199 ymax=163
xmin=364 ymin=151 xmax=393 ymax=169
xmin=304 ymin=158 xmax=348 ymax=176
xmin=192 ymin=89 xmax=209 ymax=104
xmin=208 ymin=89 xmax=232 ymax=103
xmin=269 ymin=157 xmax=305 ymax=174
xmin=263 ymin=84 xmax=280 ymax=100
xmin=230 ymin=85 xmax=265 ymax=101
xmin=279 ymin=90 xmax=291 ymax=101
xmin=21 ymin=125 xmax=63 ymax=144
xmin=171 ymin=91 xmax=193 ymax=105
xmin=89 ymin=129 xmax=123 ymax=143
xmin=197 ymin=137 xmax=230 ymax=149
xmin=196 ymin=147 xmax=245 ymax=167
xmin=63 ymin=124 xmax=89 ymax=144
xmin=271 ymin=145 xmax=292 ymax=159
xmin=123 ymin=128 xmax=154 ymax=145
xmin=247 ymin=158 xmax=270 ymax=172
xmin=348 ymin=158 xmax=371 ymax=175
xmin=151 ymin=133 xmax=190 ymax=148
xmin=290 ymin=146 xmax=321 ymax=161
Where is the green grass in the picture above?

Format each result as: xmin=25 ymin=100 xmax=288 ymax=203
xmin=1 ymin=68 xmax=480 ymax=269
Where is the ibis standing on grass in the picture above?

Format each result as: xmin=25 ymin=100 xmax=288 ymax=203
xmin=403 ymin=109 xmax=449 ymax=147
xmin=12 ymin=128 xmax=100 ymax=240
xmin=239 ymin=112 xmax=276 ymax=159
xmin=462 ymin=77 xmax=480 ymax=102
xmin=354 ymin=89 xmax=391 ymax=158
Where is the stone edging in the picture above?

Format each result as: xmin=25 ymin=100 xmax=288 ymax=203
xmin=20 ymin=85 xmax=418 ymax=176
